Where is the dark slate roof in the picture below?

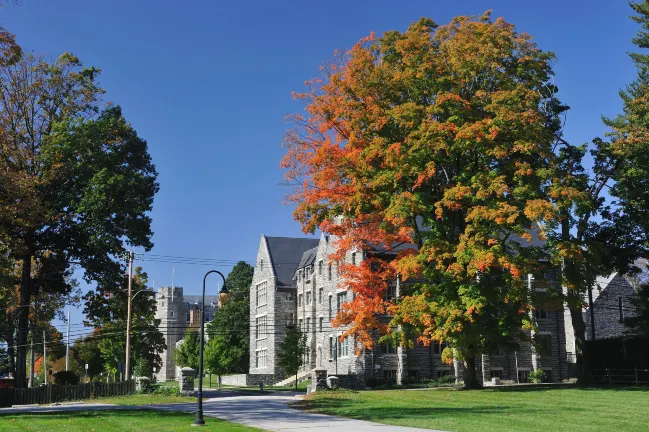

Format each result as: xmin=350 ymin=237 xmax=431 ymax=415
xmin=297 ymin=247 xmax=318 ymax=270
xmin=265 ymin=236 xmax=320 ymax=288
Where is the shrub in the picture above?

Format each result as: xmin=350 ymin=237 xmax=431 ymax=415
xmin=53 ymin=371 xmax=80 ymax=385
xmin=529 ymin=369 xmax=546 ymax=383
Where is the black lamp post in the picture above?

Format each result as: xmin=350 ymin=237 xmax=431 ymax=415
xmin=193 ymin=270 xmax=229 ymax=427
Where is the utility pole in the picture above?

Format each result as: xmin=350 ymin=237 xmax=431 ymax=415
xmin=43 ymin=330 xmax=47 ymax=385
xmin=125 ymin=251 xmax=134 ymax=381
xmin=29 ymin=331 xmax=34 ymax=387
xmin=65 ymin=311 xmax=70 ymax=371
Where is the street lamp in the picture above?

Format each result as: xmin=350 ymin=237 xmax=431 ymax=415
xmin=193 ymin=270 xmax=229 ymax=427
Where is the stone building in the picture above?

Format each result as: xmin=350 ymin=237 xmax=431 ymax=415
xmin=155 ymin=286 xmax=218 ymax=382
xmin=249 ymin=232 xmax=574 ymax=386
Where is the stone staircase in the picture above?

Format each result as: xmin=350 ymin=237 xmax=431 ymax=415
xmin=274 ymin=369 xmax=312 ymax=387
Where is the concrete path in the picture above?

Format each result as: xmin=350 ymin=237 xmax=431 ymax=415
xmin=1 ymin=391 xmax=442 ymax=432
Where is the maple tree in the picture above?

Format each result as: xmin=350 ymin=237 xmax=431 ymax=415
xmin=283 ymin=13 xmax=567 ymax=388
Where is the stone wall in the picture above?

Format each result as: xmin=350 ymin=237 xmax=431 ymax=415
xmin=219 ymin=373 xmax=277 ymax=386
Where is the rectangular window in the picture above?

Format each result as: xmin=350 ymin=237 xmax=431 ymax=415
xmin=534 ymin=308 xmax=548 ymax=319
xmin=329 ymin=336 xmax=334 ymax=358
xmin=185 ymin=313 xmax=190 ymax=322
xmin=328 ymin=263 xmax=332 ymax=281
xmin=318 ymin=288 xmax=323 ymax=304
xmin=298 ymin=294 xmax=303 ymax=307
xmin=319 ymin=317 xmax=323 ymax=332
xmin=255 ymin=349 xmax=267 ymax=368
xmin=434 ymin=341 xmax=448 ymax=355
xmin=286 ymin=292 xmax=295 ymax=301
xmin=256 ymin=281 xmax=268 ymax=307
xmin=285 ymin=313 xmax=295 ymax=327
xmin=328 ymin=295 xmax=333 ymax=320
xmin=490 ymin=370 xmax=502 ymax=379
xmin=343 ymin=336 xmax=349 ymax=356
xmin=255 ymin=315 xmax=268 ymax=340
xmin=518 ymin=370 xmax=530 ymax=383
xmin=306 ymin=317 xmax=310 ymax=332
xmin=381 ymin=343 xmax=397 ymax=355
xmin=386 ymin=286 xmax=396 ymax=301
xmin=306 ymin=291 xmax=312 ymax=305
xmin=383 ymin=370 xmax=396 ymax=379
xmin=337 ymin=292 xmax=347 ymax=312
xmin=351 ymin=252 xmax=356 ymax=265
xmin=298 ymin=319 xmax=303 ymax=330
xmin=319 ymin=260 xmax=323 ymax=275
xmin=205 ymin=313 xmax=212 ymax=322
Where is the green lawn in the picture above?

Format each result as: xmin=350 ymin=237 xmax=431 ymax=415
xmin=86 ymin=393 xmax=197 ymax=405
xmin=0 ymin=410 xmax=261 ymax=432
xmin=297 ymin=385 xmax=649 ymax=432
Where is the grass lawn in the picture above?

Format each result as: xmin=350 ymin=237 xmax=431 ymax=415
xmin=85 ymin=393 xmax=198 ymax=405
xmin=0 ymin=410 xmax=261 ymax=432
xmin=206 ymin=379 xmax=311 ymax=392
xmin=297 ymin=385 xmax=649 ymax=432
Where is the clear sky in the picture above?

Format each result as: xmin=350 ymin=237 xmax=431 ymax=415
xmin=1 ymin=0 xmax=638 ymax=336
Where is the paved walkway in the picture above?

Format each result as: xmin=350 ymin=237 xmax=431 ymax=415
xmin=1 ymin=391 xmax=442 ymax=432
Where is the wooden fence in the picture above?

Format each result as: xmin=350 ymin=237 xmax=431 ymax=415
xmin=0 ymin=380 xmax=136 ymax=407
xmin=591 ymin=369 xmax=649 ymax=386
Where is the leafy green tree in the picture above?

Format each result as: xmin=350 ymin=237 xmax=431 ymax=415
xmin=206 ymin=261 xmax=253 ymax=374
xmin=0 ymin=347 xmax=10 ymax=377
xmin=174 ymin=329 xmax=200 ymax=371
xmin=276 ymin=328 xmax=307 ymax=390
xmin=0 ymin=35 xmax=158 ymax=386
xmin=85 ymin=267 xmax=165 ymax=379
xmin=72 ymin=334 xmax=103 ymax=381
xmin=134 ymin=357 xmax=150 ymax=378
xmin=204 ymin=334 xmax=245 ymax=378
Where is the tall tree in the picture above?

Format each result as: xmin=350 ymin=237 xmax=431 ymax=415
xmin=547 ymin=1 xmax=649 ymax=384
xmin=282 ymin=13 xmax=566 ymax=388
xmin=206 ymin=261 xmax=253 ymax=374
xmin=174 ymin=329 xmax=200 ymax=371
xmin=276 ymin=328 xmax=307 ymax=389
xmin=84 ymin=267 xmax=165 ymax=378
xmin=71 ymin=333 xmax=103 ymax=381
xmin=0 ymin=35 xmax=158 ymax=386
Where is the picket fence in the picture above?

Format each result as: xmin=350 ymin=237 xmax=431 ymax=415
xmin=0 ymin=380 xmax=136 ymax=407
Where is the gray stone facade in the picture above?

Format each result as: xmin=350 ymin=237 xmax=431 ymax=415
xmin=248 ymin=232 xmax=639 ymax=386
xmin=155 ymin=286 xmax=217 ymax=382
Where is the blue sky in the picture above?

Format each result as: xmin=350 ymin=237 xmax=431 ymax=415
xmin=1 ymin=0 xmax=637 ymax=335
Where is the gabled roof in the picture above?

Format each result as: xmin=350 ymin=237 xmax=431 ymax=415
xmin=265 ymin=236 xmax=320 ymax=288
xmin=297 ymin=247 xmax=318 ymax=270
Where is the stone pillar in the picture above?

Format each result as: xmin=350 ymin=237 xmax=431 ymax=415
xmin=180 ymin=367 xmax=195 ymax=396
xmin=310 ymin=368 xmax=328 ymax=393
xmin=137 ymin=376 xmax=150 ymax=391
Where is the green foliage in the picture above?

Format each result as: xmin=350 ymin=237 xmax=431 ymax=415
xmin=134 ymin=357 xmax=150 ymax=378
xmin=276 ymin=328 xmax=307 ymax=388
xmin=625 ymin=280 xmax=649 ymax=337
xmin=52 ymin=370 xmax=80 ymax=385
xmin=85 ymin=267 xmax=165 ymax=378
xmin=529 ymin=369 xmax=546 ymax=384
xmin=173 ymin=329 xmax=200 ymax=371
xmin=0 ymin=347 xmax=10 ymax=376
xmin=71 ymin=335 xmax=103 ymax=381
xmin=0 ymin=43 xmax=158 ymax=387
xmin=206 ymin=261 xmax=253 ymax=374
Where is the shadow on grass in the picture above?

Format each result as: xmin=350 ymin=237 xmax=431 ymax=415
xmin=0 ymin=410 xmax=183 ymax=421
xmin=486 ymin=384 xmax=649 ymax=393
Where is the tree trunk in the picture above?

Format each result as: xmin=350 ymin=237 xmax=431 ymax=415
xmin=568 ymin=303 xmax=591 ymax=385
xmin=295 ymin=372 xmax=298 ymax=390
xmin=15 ymin=252 xmax=32 ymax=388
xmin=462 ymin=356 xmax=482 ymax=389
